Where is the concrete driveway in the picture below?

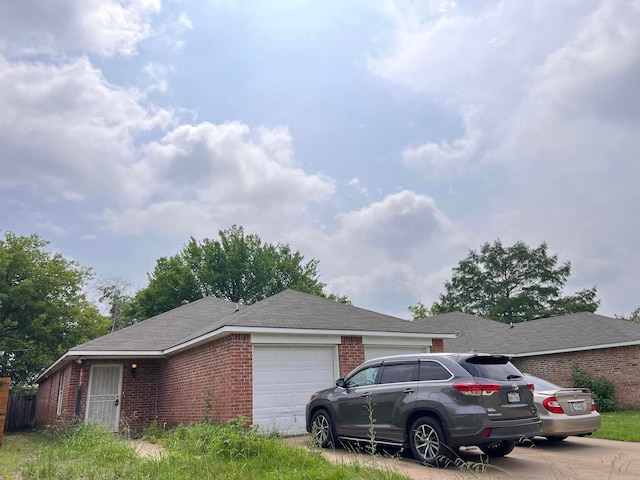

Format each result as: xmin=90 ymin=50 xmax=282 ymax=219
xmin=289 ymin=436 xmax=640 ymax=480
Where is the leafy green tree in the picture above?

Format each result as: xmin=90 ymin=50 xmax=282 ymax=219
xmin=134 ymin=226 xmax=348 ymax=319
xmin=411 ymin=240 xmax=599 ymax=323
xmin=134 ymin=255 xmax=203 ymax=320
xmin=0 ymin=232 xmax=109 ymax=388
xmin=615 ymin=306 xmax=640 ymax=323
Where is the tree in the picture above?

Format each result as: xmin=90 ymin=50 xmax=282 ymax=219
xmin=134 ymin=225 xmax=348 ymax=319
xmin=411 ymin=240 xmax=600 ymax=323
xmin=615 ymin=306 xmax=640 ymax=323
xmin=0 ymin=232 xmax=109 ymax=388
xmin=95 ymin=276 xmax=136 ymax=332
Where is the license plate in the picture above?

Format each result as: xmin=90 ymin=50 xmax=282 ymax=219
xmin=507 ymin=391 xmax=520 ymax=403
xmin=572 ymin=402 xmax=584 ymax=412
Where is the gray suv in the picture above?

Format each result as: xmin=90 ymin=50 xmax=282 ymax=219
xmin=305 ymin=353 xmax=541 ymax=466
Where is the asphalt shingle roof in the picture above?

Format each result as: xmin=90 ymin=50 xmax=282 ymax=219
xmin=70 ymin=296 xmax=238 ymax=352
xmin=418 ymin=311 xmax=640 ymax=355
xmin=71 ymin=289 xmax=457 ymax=353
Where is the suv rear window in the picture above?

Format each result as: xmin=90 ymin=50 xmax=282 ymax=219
xmin=419 ymin=360 xmax=452 ymax=381
xmin=461 ymin=356 xmax=524 ymax=381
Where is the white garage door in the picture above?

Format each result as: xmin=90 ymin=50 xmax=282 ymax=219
xmin=253 ymin=345 xmax=336 ymax=435
xmin=364 ymin=345 xmax=428 ymax=361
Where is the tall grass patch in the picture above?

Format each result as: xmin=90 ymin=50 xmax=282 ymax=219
xmin=11 ymin=420 xmax=410 ymax=480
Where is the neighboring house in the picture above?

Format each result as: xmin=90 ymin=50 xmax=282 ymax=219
xmin=419 ymin=312 xmax=640 ymax=408
xmin=35 ymin=289 xmax=456 ymax=434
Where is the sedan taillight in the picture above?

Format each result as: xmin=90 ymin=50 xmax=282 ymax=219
xmin=590 ymin=395 xmax=596 ymax=411
xmin=542 ymin=396 xmax=565 ymax=414
xmin=453 ymin=383 xmax=500 ymax=395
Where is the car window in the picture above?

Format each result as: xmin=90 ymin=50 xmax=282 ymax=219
xmin=527 ymin=375 xmax=559 ymax=390
xmin=419 ymin=360 xmax=452 ymax=381
xmin=461 ymin=356 xmax=524 ymax=381
xmin=379 ymin=363 xmax=418 ymax=384
xmin=347 ymin=366 xmax=380 ymax=387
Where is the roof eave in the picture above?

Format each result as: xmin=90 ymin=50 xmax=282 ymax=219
xmin=35 ymin=350 xmax=165 ymax=383
xmin=163 ymin=325 xmax=458 ymax=355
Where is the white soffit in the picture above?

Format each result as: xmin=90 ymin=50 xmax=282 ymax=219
xmin=251 ymin=334 xmax=341 ymax=345
xmin=362 ymin=336 xmax=433 ymax=347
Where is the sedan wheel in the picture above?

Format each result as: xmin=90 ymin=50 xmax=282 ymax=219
xmin=409 ymin=417 xmax=454 ymax=467
xmin=311 ymin=410 xmax=335 ymax=448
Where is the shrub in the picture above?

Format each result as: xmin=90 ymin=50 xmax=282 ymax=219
xmin=571 ymin=364 xmax=618 ymax=412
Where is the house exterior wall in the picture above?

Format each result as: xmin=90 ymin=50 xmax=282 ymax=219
xmin=156 ymin=334 xmax=253 ymax=428
xmin=35 ymin=362 xmax=82 ymax=428
xmin=36 ymin=332 xmax=434 ymax=432
xmin=35 ymin=359 xmax=161 ymax=431
xmin=337 ymin=336 xmax=365 ymax=377
xmin=510 ymin=345 xmax=640 ymax=409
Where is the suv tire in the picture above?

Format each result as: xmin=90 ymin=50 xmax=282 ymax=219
xmin=311 ymin=409 xmax=335 ymax=448
xmin=479 ymin=440 xmax=515 ymax=457
xmin=409 ymin=416 xmax=454 ymax=467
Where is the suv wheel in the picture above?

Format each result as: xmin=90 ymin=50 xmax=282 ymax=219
xmin=479 ymin=440 xmax=515 ymax=457
xmin=311 ymin=409 xmax=335 ymax=448
xmin=409 ymin=416 xmax=454 ymax=467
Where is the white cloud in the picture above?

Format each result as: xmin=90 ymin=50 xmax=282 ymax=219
xmin=368 ymin=0 xmax=640 ymax=315
xmin=0 ymin=55 xmax=172 ymax=201
xmin=101 ymin=121 xmax=336 ymax=237
xmin=348 ymin=177 xmax=369 ymax=196
xmin=336 ymin=190 xmax=456 ymax=259
xmin=0 ymin=0 xmax=161 ymax=57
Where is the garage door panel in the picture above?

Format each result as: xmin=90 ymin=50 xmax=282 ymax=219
xmin=253 ymin=345 xmax=336 ymax=435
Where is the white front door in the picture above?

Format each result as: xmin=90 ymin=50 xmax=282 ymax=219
xmin=253 ymin=346 xmax=336 ymax=435
xmin=85 ymin=364 xmax=122 ymax=432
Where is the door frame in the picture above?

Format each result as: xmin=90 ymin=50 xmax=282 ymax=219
xmin=84 ymin=363 xmax=123 ymax=432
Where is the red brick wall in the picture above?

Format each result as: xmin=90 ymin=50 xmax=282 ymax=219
xmin=156 ymin=334 xmax=253 ymax=428
xmin=337 ymin=336 xmax=365 ymax=377
xmin=36 ymin=359 xmax=160 ymax=431
xmin=511 ymin=345 xmax=640 ymax=408
xmin=35 ymin=362 xmax=80 ymax=428
xmin=430 ymin=338 xmax=444 ymax=353
xmin=120 ymin=359 xmax=160 ymax=431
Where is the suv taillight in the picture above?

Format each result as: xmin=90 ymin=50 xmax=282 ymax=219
xmin=542 ymin=396 xmax=565 ymax=414
xmin=453 ymin=383 xmax=500 ymax=395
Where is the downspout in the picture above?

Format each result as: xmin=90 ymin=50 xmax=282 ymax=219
xmin=74 ymin=365 xmax=84 ymax=422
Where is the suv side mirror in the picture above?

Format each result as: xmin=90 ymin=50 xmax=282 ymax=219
xmin=336 ymin=378 xmax=346 ymax=388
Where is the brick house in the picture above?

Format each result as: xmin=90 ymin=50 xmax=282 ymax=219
xmin=35 ymin=289 xmax=455 ymax=434
xmin=418 ymin=312 xmax=640 ymax=408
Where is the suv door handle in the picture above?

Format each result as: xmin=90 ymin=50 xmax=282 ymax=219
xmin=402 ymin=388 xmax=415 ymax=394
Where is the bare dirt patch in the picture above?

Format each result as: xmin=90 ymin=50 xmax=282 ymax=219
xmin=128 ymin=440 xmax=165 ymax=459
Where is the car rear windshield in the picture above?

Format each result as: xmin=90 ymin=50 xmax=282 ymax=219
xmin=460 ymin=356 xmax=524 ymax=381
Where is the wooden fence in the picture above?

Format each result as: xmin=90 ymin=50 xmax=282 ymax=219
xmin=0 ymin=378 xmax=9 ymax=446
xmin=4 ymin=393 xmax=36 ymax=432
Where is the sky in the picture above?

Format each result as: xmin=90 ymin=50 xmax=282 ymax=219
xmin=1 ymin=0 xmax=638 ymax=320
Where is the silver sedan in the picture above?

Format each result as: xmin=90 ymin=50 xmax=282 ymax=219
xmin=526 ymin=374 xmax=601 ymax=441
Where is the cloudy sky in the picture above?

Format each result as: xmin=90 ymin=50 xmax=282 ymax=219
xmin=1 ymin=0 xmax=638 ymax=319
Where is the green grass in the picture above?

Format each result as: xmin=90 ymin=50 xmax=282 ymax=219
xmin=592 ymin=410 xmax=640 ymax=442
xmin=0 ymin=432 xmax=52 ymax=479
xmin=0 ymin=421 xmax=411 ymax=480
xmin=2 ymin=411 xmax=637 ymax=479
